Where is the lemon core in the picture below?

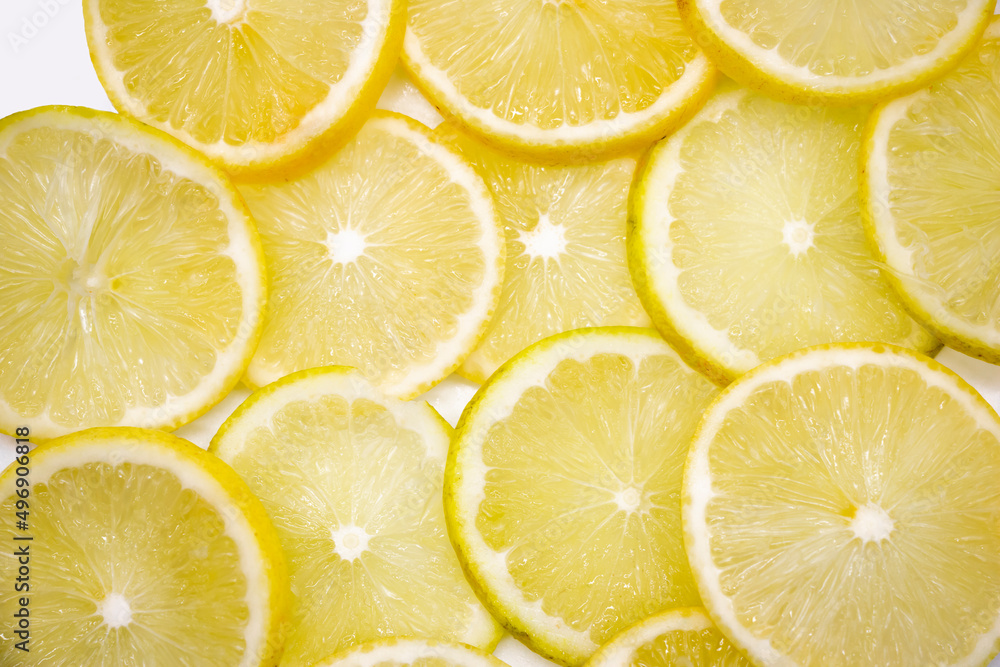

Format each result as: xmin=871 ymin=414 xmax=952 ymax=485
xmin=99 ymin=593 xmax=133 ymax=629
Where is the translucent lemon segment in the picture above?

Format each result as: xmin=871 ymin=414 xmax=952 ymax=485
xmin=441 ymin=126 xmax=649 ymax=382
xmin=0 ymin=107 xmax=264 ymax=439
xmin=85 ymin=0 xmax=404 ymax=175
xmin=313 ymin=638 xmax=506 ymax=667
xmin=863 ymin=19 xmax=1000 ymax=364
xmin=584 ymin=608 xmax=751 ymax=667
xmin=404 ymin=0 xmax=716 ymax=157
xmin=240 ymin=113 xmax=504 ymax=399
xmin=211 ymin=369 xmax=501 ymax=667
xmin=0 ymin=429 xmax=287 ymax=667
xmin=684 ymin=345 xmax=1000 ymax=667
xmin=449 ymin=329 xmax=718 ymax=665
xmin=678 ymin=0 xmax=996 ymax=102
xmin=629 ymin=82 xmax=937 ymax=384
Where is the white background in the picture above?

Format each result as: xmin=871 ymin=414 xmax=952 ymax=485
xmin=1 ymin=2 xmax=998 ymax=666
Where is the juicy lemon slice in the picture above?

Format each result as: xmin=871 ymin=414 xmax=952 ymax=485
xmin=862 ymin=18 xmax=1000 ymax=365
xmin=404 ymin=0 xmax=717 ymax=160
xmin=84 ymin=0 xmax=405 ymax=178
xmin=239 ymin=112 xmax=504 ymax=399
xmin=629 ymin=81 xmax=938 ymax=385
xmin=448 ymin=328 xmax=719 ymax=665
xmin=684 ymin=343 xmax=1000 ymax=667
xmin=312 ymin=638 xmax=506 ymax=667
xmin=0 ymin=427 xmax=288 ymax=666
xmin=438 ymin=124 xmax=650 ymax=382
xmin=210 ymin=367 xmax=502 ymax=667
xmin=0 ymin=106 xmax=266 ymax=440
xmin=584 ymin=608 xmax=751 ymax=667
xmin=678 ymin=0 xmax=996 ymax=104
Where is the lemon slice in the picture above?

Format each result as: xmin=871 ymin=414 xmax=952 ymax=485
xmin=239 ymin=112 xmax=504 ymax=399
xmin=0 ymin=427 xmax=288 ymax=666
xmin=438 ymin=125 xmax=650 ymax=382
xmin=313 ymin=638 xmax=506 ymax=667
xmin=584 ymin=608 xmax=751 ymax=667
xmin=684 ymin=343 xmax=1000 ymax=667
xmin=862 ymin=18 xmax=1000 ymax=366
xmin=677 ymin=0 xmax=996 ymax=104
xmin=84 ymin=0 xmax=404 ymax=178
xmin=403 ymin=0 xmax=716 ymax=160
xmin=210 ymin=367 xmax=502 ymax=667
xmin=448 ymin=328 xmax=719 ymax=665
xmin=0 ymin=106 xmax=266 ymax=440
xmin=629 ymin=81 xmax=938 ymax=385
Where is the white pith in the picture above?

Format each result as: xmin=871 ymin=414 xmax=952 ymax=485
xmin=0 ymin=109 xmax=265 ymax=439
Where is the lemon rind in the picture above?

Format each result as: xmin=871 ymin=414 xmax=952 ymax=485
xmin=0 ymin=106 xmax=267 ymax=441
xmin=682 ymin=342 xmax=1000 ymax=667
xmin=211 ymin=365 xmax=504 ymax=653
xmin=860 ymin=20 xmax=1000 ymax=365
xmin=583 ymin=607 xmax=728 ymax=667
xmin=0 ymin=427 xmax=290 ymax=667
xmin=83 ymin=0 xmax=406 ymax=180
xmin=402 ymin=26 xmax=718 ymax=162
xmin=678 ymin=0 xmax=996 ymax=105
xmin=448 ymin=327 xmax=710 ymax=666
xmin=310 ymin=637 xmax=507 ymax=667
xmin=241 ymin=111 xmax=506 ymax=400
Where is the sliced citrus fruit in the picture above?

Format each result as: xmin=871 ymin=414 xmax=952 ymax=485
xmin=210 ymin=367 xmax=502 ymax=667
xmin=677 ymin=0 xmax=996 ymax=104
xmin=239 ymin=112 xmax=504 ymax=399
xmin=584 ymin=608 xmax=751 ymax=667
xmin=448 ymin=328 xmax=719 ymax=665
xmin=437 ymin=124 xmax=650 ymax=383
xmin=0 ymin=106 xmax=266 ymax=440
xmin=404 ymin=0 xmax=717 ymax=160
xmin=629 ymin=81 xmax=938 ymax=385
xmin=862 ymin=18 xmax=1000 ymax=366
xmin=84 ymin=0 xmax=405 ymax=178
xmin=684 ymin=343 xmax=1000 ymax=667
xmin=0 ymin=427 xmax=288 ymax=666
xmin=312 ymin=638 xmax=506 ymax=667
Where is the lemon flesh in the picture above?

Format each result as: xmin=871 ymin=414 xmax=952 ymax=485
xmin=863 ymin=19 xmax=1000 ymax=365
xmin=0 ymin=428 xmax=287 ymax=666
xmin=211 ymin=368 xmax=501 ymax=667
xmin=0 ymin=107 xmax=265 ymax=440
xmin=684 ymin=344 xmax=1000 ymax=667
xmin=240 ymin=113 xmax=504 ymax=399
xmin=448 ymin=328 xmax=719 ymax=665
xmin=440 ymin=126 xmax=649 ymax=382
xmin=313 ymin=638 xmax=506 ymax=667
xmin=629 ymin=82 xmax=938 ymax=385
xmin=404 ymin=0 xmax=716 ymax=159
xmin=678 ymin=0 xmax=996 ymax=103
xmin=584 ymin=608 xmax=750 ymax=667
xmin=84 ymin=0 xmax=404 ymax=177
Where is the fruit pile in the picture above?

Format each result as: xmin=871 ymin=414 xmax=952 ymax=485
xmin=0 ymin=1 xmax=998 ymax=666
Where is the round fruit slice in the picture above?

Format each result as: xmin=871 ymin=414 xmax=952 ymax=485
xmin=629 ymin=81 xmax=938 ymax=385
xmin=404 ymin=0 xmax=716 ymax=160
xmin=210 ymin=367 xmax=502 ymax=667
xmin=448 ymin=328 xmax=719 ymax=665
xmin=438 ymin=124 xmax=650 ymax=383
xmin=677 ymin=0 xmax=996 ymax=104
xmin=312 ymin=638 xmax=506 ymax=667
xmin=84 ymin=0 xmax=405 ymax=178
xmin=239 ymin=112 xmax=504 ymax=399
xmin=684 ymin=343 xmax=1000 ymax=667
xmin=0 ymin=106 xmax=266 ymax=440
xmin=584 ymin=608 xmax=751 ymax=667
xmin=862 ymin=18 xmax=1000 ymax=366
xmin=0 ymin=427 xmax=288 ymax=666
